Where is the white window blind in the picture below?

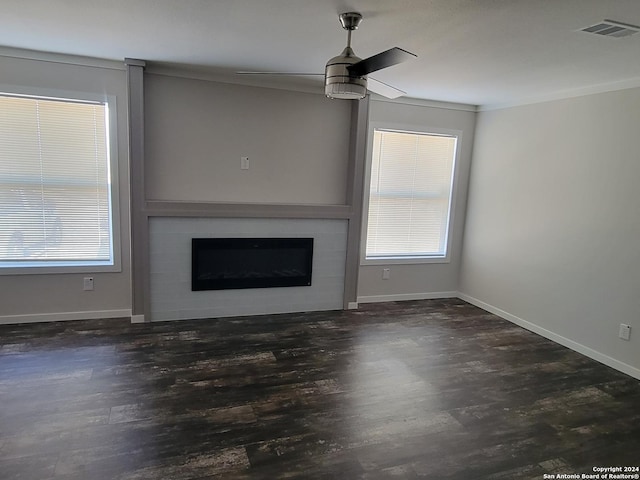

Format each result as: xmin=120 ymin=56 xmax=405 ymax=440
xmin=366 ymin=129 xmax=457 ymax=259
xmin=0 ymin=93 xmax=114 ymax=269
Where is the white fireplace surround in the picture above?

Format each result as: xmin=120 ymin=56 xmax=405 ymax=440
xmin=149 ymin=217 xmax=348 ymax=321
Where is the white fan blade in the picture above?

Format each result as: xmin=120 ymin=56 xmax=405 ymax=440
xmin=367 ymin=78 xmax=406 ymax=99
xmin=236 ymin=72 xmax=323 ymax=76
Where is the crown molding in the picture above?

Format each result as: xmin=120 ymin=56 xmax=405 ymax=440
xmin=479 ymin=77 xmax=640 ymax=111
xmin=370 ymin=95 xmax=478 ymax=112
xmin=0 ymin=46 xmax=124 ymax=71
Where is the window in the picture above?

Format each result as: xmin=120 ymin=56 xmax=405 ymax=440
xmin=0 ymin=91 xmax=118 ymax=272
xmin=364 ymin=128 xmax=458 ymax=262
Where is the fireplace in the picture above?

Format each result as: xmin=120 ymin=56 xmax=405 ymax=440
xmin=191 ymin=237 xmax=313 ymax=291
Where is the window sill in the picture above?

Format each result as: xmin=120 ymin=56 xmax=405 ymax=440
xmin=361 ymin=256 xmax=451 ymax=266
xmin=0 ymin=262 xmax=121 ymax=275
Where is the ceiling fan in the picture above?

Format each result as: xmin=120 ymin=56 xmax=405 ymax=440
xmin=237 ymin=12 xmax=417 ymax=100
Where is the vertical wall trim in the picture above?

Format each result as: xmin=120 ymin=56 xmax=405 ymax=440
xmin=343 ymin=96 xmax=370 ymax=308
xmin=125 ymin=58 xmax=149 ymax=321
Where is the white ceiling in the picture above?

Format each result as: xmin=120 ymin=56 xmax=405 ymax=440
xmin=3 ymin=0 xmax=640 ymax=107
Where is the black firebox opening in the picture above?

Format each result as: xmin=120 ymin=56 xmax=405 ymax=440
xmin=191 ymin=237 xmax=314 ymax=291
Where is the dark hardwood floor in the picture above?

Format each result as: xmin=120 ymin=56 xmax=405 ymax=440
xmin=1 ymin=299 xmax=639 ymax=479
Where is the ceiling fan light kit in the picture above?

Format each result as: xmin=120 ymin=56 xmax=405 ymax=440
xmin=325 ymin=79 xmax=367 ymax=99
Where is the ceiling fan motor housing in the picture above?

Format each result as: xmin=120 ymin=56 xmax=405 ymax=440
xmin=324 ymin=47 xmax=367 ymax=99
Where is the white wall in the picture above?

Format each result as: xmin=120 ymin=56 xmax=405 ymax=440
xmin=357 ymin=100 xmax=476 ymax=302
xmin=0 ymin=54 xmax=131 ymax=322
xmin=460 ymin=88 xmax=640 ymax=378
xmin=144 ymin=73 xmax=351 ymax=205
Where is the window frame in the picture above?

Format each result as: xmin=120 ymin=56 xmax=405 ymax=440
xmin=0 ymin=85 xmax=121 ymax=275
xmin=360 ymin=122 xmax=462 ymax=266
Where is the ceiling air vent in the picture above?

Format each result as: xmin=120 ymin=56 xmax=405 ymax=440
xmin=580 ymin=20 xmax=640 ymax=38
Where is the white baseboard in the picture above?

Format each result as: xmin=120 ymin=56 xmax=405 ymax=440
xmin=346 ymin=302 xmax=359 ymax=310
xmin=130 ymin=314 xmax=146 ymax=324
xmin=0 ymin=309 xmax=132 ymax=325
xmin=357 ymin=291 xmax=458 ymax=304
xmin=457 ymin=292 xmax=640 ymax=381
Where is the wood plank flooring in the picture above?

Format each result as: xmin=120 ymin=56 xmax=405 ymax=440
xmin=1 ymin=299 xmax=639 ymax=479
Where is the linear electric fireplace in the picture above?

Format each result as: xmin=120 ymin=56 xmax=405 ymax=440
xmin=191 ymin=237 xmax=313 ymax=291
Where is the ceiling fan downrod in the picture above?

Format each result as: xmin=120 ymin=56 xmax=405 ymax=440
xmin=339 ymin=12 xmax=363 ymax=51
xmin=324 ymin=12 xmax=367 ymax=99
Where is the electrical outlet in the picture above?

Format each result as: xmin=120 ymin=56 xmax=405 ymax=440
xmin=241 ymin=156 xmax=249 ymax=170
xmin=619 ymin=323 xmax=631 ymax=341
xmin=382 ymin=268 xmax=390 ymax=280
xmin=83 ymin=277 xmax=94 ymax=291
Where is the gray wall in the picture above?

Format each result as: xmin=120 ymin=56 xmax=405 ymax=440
xmin=357 ymin=99 xmax=476 ymax=302
xmin=459 ymin=88 xmax=640 ymax=378
xmin=144 ymin=73 xmax=351 ymax=205
xmin=0 ymin=53 xmax=131 ymax=322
